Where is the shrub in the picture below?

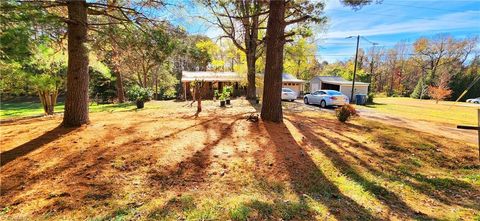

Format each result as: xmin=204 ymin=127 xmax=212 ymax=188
xmin=218 ymin=86 xmax=232 ymax=101
xmin=126 ymin=85 xmax=152 ymax=102
xmin=89 ymin=69 xmax=116 ymax=104
xmin=336 ymin=104 xmax=357 ymax=122
xmin=367 ymin=92 xmax=375 ymax=104
xmin=223 ymin=86 xmax=232 ymax=99
xmin=156 ymin=87 xmax=176 ymax=100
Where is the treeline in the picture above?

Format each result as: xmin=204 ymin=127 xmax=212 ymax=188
xmin=318 ymin=34 xmax=479 ymax=101
xmin=0 ymin=1 xmax=218 ymax=105
xmin=0 ymin=0 xmax=385 ymax=125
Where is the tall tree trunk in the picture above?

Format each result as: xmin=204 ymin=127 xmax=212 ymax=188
xmin=107 ymin=0 xmax=124 ymax=103
xmin=241 ymin=0 xmax=260 ymax=100
xmin=261 ymin=0 xmax=285 ymax=123
xmin=63 ymin=0 xmax=89 ymax=127
xmin=389 ymin=69 xmax=395 ymax=96
xmin=38 ymin=91 xmax=55 ymax=115
xmin=246 ymin=51 xmax=257 ymax=99
xmin=197 ymin=90 xmax=202 ymax=113
xmin=114 ymin=71 xmax=125 ymax=102
xmin=155 ymin=75 xmax=158 ymax=100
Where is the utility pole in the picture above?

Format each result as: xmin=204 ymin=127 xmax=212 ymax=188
xmin=347 ymin=35 xmax=378 ymax=102
xmin=369 ymin=43 xmax=378 ymax=93
xmin=350 ymin=35 xmax=360 ymax=103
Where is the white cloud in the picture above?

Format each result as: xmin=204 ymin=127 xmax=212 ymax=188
xmin=321 ymin=10 xmax=480 ymax=39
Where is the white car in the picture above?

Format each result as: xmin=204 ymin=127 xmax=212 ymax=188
xmin=466 ymin=97 xmax=480 ymax=104
xmin=281 ymin=88 xmax=297 ymax=101
xmin=304 ymin=90 xmax=349 ymax=108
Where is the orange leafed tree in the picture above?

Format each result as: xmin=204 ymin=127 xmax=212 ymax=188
xmin=428 ymin=85 xmax=452 ymax=103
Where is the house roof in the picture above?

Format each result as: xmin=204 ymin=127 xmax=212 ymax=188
xmin=256 ymin=73 xmax=305 ymax=83
xmin=311 ymin=76 xmax=370 ymax=86
xmin=181 ymin=71 xmax=243 ymax=82
xmin=281 ymin=73 xmax=305 ymax=83
xmin=182 ymin=71 xmax=306 ymax=83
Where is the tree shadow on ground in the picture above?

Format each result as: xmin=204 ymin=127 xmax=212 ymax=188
xmin=364 ymin=102 xmax=387 ymax=108
xmin=0 ymin=125 xmax=76 ymax=167
xmin=148 ymin=115 xmax=243 ymax=191
xmin=286 ymin=113 xmax=479 ymax=218
xmin=248 ymin=99 xmax=261 ymax=112
xmin=262 ymin=122 xmax=380 ymax=220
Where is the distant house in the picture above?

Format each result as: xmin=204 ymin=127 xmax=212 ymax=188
xmin=310 ymin=76 xmax=369 ymax=100
xmin=255 ymin=73 xmax=305 ymax=97
xmin=181 ymin=71 xmax=305 ymax=100
xmin=279 ymin=73 xmax=306 ymax=96
xmin=181 ymin=71 xmax=245 ymax=100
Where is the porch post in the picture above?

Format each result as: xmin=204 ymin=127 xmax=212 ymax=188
xmin=184 ymin=82 xmax=187 ymax=100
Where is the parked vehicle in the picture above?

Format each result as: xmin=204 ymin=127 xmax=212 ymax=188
xmin=281 ymin=88 xmax=297 ymax=101
xmin=303 ymin=90 xmax=349 ymax=108
xmin=466 ymin=97 xmax=480 ymax=104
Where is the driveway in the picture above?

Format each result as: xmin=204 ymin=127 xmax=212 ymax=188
xmin=288 ymin=100 xmax=477 ymax=145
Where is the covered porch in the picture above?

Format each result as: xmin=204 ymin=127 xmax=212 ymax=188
xmin=181 ymin=71 xmax=246 ymax=100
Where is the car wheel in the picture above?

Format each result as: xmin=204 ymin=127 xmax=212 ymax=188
xmin=291 ymin=99 xmax=295 ymax=102
xmin=304 ymin=97 xmax=309 ymax=104
xmin=475 ymin=101 xmax=479 ymax=104
xmin=320 ymin=100 xmax=327 ymax=108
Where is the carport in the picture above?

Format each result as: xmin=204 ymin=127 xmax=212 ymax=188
xmin=309 ymin=76 xmax=369 ymax=101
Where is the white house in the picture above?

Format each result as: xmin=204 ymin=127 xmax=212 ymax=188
xmin=310 ymin=76 xmax=369 ymax=100
xmin=255 ymin=73 xmax=305 ymax=97
xmin=181 ymin=71 xmax=306 ymax=99
xmin=279 ymin=73 xmax=305 ymax=96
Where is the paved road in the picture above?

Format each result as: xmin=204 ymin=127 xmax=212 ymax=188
xmin=287 ymin=100 xmax=477 ymax=145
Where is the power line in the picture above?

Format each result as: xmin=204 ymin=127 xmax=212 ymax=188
xmin=360 ymin=36 xmax=378 ymax=45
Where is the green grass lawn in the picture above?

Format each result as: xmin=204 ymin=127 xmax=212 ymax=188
xmin=358 ymin=97 xmax=479 ymax=125
xmin=0 ymin=101 xmax=138 ymax=120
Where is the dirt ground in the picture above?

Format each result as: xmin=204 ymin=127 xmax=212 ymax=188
xmin=1 ymin=100 xmax=479 ymax=220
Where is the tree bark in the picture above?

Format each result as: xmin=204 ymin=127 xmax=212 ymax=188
xmin=38 ymin=91 xmax=57 ymax=115
xmin=246 ymin=51 xmax=257 ymax=99
xmin=63 ymin=0 xmax=89 ymax=127
xmin=107 ymin=0 xmax=124 ymax=103
xmin=261 ymin=0 xmax=285 ymax=123
xmin=114 ymin=71 xmax=125 ymax=103
xmin=245 ymin=0 xmax=260 ymax=100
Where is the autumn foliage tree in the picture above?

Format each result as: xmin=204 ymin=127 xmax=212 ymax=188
xmin=428 ymin=85 xmax=452 ymax=103
xmin=428 ymin=74 xmax=453 ymax=103
xmin=8 ymin=0 xmax=165 ymax=126
xmin=201 ymin=0 xmax=268 ymax=100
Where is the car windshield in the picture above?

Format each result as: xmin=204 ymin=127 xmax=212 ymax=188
xmin=326 ymin=90 xmax=342 ymax=95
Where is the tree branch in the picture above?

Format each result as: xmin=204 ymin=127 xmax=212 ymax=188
xmin=285 ymin=15 xmax=310 ymax=25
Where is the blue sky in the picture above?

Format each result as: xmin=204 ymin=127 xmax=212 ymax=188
xmin=163 ymin=0 xmax=480 ymax=63
xmin=317 ymin=0 xmax=480 ymax=62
